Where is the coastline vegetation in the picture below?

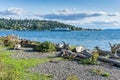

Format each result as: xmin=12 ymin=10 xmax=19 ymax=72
xmin=33 ymin=41 xmax=56 ymax=52
xmin=0 ymin=46 xmax=53 ymax=80
xmin=0 ymin=18 xmax=101 ymax=31
xmin=0 ymin=18 xmax=81 ymax=31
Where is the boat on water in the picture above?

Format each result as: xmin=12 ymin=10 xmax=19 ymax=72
xmin=50 ymin=28 xmax=71 ymax=31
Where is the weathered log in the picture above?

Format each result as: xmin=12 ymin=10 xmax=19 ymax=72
xmin=56 ymin=49 xmax=91 ymax=60
xmin=98 ymin=56 xmax=120 ymax=67
xmin=75 ymin=54 xmax=89 ymax=59
xmin=95 ymin=46 xmax=110 ymax=56
xmin=55 ymin=41 xmax=70 ymax=51
xmin=23 ymin=43 xmax=38 ymax=48
xmin=109 ymin=42 xmax=120 ymax=53
xmin=95 ymin=46 xmax=119 ymax=59
xmin=62 ymin=41 xmax=70 ymax=50
xmin=81 ymin=50 xmax=92 ymax=58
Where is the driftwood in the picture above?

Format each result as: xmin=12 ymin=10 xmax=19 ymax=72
xmin=109 ymin=43 xmax=120 ymax=58
xmin=55 ymin=41 xmax=70 ymax=51
xmin=109 ymin=42 xmax=120 ymax=53
xmin=57 ymin=49 xmax=92 ymax=60
xmin=95 ymin=46 xmax=120 ymax=59
xmin=81 ymin=50 xmax=92 ymax=58
xmin=98 ymin=56 xmax=120 ymax=67
xmin=23 ymin=43 xmax=37 ymax=48
xmin=20 ymin=39 xmax=37 ymax=48
xmin=95 ymin=46 xmax=110 ymax=56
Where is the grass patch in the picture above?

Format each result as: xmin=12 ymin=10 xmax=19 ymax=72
xmin=0 ymin=46 xmax=53 ymax=80
xmin=81 ymin=51 xmax=99 ymax=65
xmin=66 ymin=74 xmax=79 ymax=80
xmin=90 ymin=68 xmax=110 ymax=77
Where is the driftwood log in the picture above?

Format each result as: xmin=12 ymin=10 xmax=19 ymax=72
xmin=109 ymin=42 xmax=120 ymax=53
xmin=55 ymin=41 xmax=70 ymax=51
xmin=57 ymin=48 xmax=120 ymax=67
xmin=109 ymin=42 xmax=120 ymax=58
xmin=95 ymin=46 xmax=110 ymax=56
xmin=95 ymin=45 xmax=120 ymax=59
xmin=57 ymin=49 xmax=92 ymax=60
xmin=98 ymin=56 xmax=120 ymax=67
xmin=20 ymin=40 xmax=37 ymax=48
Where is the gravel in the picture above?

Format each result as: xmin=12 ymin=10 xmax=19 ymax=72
xmin=10 ymin=48 xmax=56 ymax=59
xmin=29 ymin=61 xmax=120 ymax=80
xmin=10 ymin=48 xmax=120 ymax=80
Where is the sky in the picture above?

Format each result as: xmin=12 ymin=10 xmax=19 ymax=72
xmin=0 ymin=0 xmax=120 ymax=29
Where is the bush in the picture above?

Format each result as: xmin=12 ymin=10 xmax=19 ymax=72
xmin=69 ymin=45 xmax=76 ymax=51
xmin=101 ymin=72 xmax=110 ymax=77
xmin=81 ymin=52 xmax=99 ymax=65
xmin=33 ymin=41 xmax=56 ymax=52
xmin=3 ymin=39 xmax=14 ymax=47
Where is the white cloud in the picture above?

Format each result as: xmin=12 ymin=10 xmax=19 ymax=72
xmin=35 ymin=8 xmax=120 ymax=28
xmin=37 ymin=11 xmax=108 ymax=20
xmin=0 ymin=8 xmax=24 ymax=16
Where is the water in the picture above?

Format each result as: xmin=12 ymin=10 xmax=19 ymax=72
xmin=0 ymin=29 xmax=120 ymax=50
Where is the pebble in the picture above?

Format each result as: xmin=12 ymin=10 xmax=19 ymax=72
xmin=10 ymin=48 xmax=120 ymax=80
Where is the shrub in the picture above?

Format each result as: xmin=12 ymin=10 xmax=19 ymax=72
xmin=3 ymin=37 xmax=19 ymax=49
xmin=81 ymin=52 xmax=99 ymax=65
xmin=3 ymin=39 xmax=14 ymax=47
xmin=101 ymin=72 xmax=110 ymax=77
xmin=33 ymin=41 xmax=56 ymax=52
xmin=69 ymin=45 xmax=76 ymax=51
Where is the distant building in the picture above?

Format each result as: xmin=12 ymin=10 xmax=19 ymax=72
xmin=50 ymin=28 xmax=71 ymax=31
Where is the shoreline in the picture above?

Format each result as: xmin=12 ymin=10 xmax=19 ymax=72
xmin=1 ymin=34 xmax=120 ymax=80
xmin=8 ymin=47 xmax=120 ymax=80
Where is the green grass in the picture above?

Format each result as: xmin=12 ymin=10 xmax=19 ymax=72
xmin=0 ymin=46 xmax=53 ymax=80
xmin=90 ymin=68 xmax=110 ymax=77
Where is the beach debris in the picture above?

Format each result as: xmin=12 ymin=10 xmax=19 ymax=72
xmin=98 ymin=56 xmax=120 ymax=67
xmin=109 ymin=42 xmax=120 ymax=58
xmin=95 ymin=44 xmax=120 ymax=59
xmin=55 ymin=41 xmax=70 ymax=51
xmin=95 ymin=46 xmax=110 ymax=56
xmin=57 ymin=48 xmax=92 ymax=60
xmin=75 ymin=46 xmax=86 ymax=53
xmin=14 ymin=44 xmax=21 ymax=50
xmin=20 ymin=39 xmax=37 ymax=48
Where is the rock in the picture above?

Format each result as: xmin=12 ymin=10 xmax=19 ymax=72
xmin=14 ymin=44 xmax=21 ymax=50
xmin=58 ymin=43 xmax=64 ymax=48
xmin=75 ymin=46 xmax=85 ymax=53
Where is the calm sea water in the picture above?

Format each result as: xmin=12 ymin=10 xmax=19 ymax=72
xmin=0 ymin=29 xmax=120 ymax=50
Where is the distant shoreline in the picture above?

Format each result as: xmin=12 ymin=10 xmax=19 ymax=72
xmin=0 ymin=29 xmax=102 ymax=31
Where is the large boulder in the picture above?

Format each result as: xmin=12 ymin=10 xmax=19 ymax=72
xmin=75 ymin=46 xmax=85 ymax=53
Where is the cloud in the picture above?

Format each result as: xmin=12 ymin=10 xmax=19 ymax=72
xmin=37 ymin=12 xmax=107 ymax=20
xmin=36 ymin=8 xmax=118 ymax=21
xmin=0 ymin=8 xmax=24 ymax=16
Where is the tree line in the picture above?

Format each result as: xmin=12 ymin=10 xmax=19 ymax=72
xmin=0 ymin=18 xmax=83 ymax=30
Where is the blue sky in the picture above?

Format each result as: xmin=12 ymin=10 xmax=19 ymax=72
xmin=0 ymin=0 xmax=120 ymax=29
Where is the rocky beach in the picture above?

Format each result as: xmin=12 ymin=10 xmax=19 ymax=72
xmin=10 ymin=47 xmax=120 ymax=80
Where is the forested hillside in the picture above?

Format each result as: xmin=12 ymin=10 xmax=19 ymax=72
xmin=0 ymin=18 xmax=82 ymax=30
